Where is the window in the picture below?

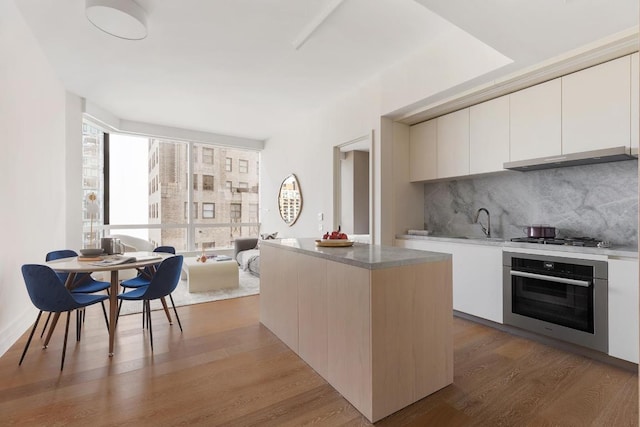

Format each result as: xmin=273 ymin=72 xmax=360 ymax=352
xmin=239 ymin=159 xmax=248 ymax=173
xmin=203 ymin=175 xmax=214 ymax=191
xmin=203 ymin=147 xmax=214 ymax=164
xmin=202 ymin=241 xmax=215 ymax=249
xmin=192 ymin=146 xmax=198 ymax=163
xmin=203 ymin=203 xmax=215 ymax=219
xmin=95 ymin=128 xmax=260 ymax=251
xmin=230 ymin=203 xmax=241 ymax=220
xmin=238 ymin=182 xmax=248 ymax=190
xmin=184 ymin=202 xmax=198 ymax=219
xmin=225 ymin=157 xmax=232 ymax=172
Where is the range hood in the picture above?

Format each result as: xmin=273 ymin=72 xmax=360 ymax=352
xmin=503 ymin=146 xmax=637 ymax=171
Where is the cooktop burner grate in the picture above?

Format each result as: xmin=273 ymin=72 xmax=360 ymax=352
xmin=510 ymin=237 xmax=611 ymax=248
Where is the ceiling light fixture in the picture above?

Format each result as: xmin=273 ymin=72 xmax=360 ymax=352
xmin=85 ymin=0 xmax=147 ymax=40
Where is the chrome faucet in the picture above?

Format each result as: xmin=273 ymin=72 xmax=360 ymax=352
xmin=474 ymin=208 xmax=491 ymax=238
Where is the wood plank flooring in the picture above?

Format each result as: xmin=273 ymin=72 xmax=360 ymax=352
xmin=1 ymin=295 xmax=637 ymax=426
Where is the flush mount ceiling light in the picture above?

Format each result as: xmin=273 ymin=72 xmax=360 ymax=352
xmin=86 ymin=0 xmax=147 ymax=40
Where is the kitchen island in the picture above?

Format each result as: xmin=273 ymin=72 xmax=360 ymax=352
xmin=259 ymin=238 xmax=453 ymax=423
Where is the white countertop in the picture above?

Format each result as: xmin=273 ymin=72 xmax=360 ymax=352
xmin=396 ymin=235 xmax=638 ymax=259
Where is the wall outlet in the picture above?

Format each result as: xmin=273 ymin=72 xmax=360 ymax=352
xmin=318 ymin=223 xmax=323 ymax=231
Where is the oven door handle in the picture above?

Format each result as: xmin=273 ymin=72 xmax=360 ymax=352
xmin=510 ymin=270 xmax=592 ymax=287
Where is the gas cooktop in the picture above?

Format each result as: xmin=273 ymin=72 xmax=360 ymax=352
xmin=510 ymin=237 xmax=611 ymax=248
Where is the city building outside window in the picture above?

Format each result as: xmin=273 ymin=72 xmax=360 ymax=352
xmin=203 ymin=147 xmax=214 ymax=164
xmin=203 ymin=202 xmax=215 ymax=218
xmin=239 ymin=159 xmax=248 ymax=173
xmin=230 ymin=203 xmax=241 ymax=220
xmin=84 ymin=124 xmax=260 ymax=251
xmin=203 ymin=174 xmax=214 ymax=191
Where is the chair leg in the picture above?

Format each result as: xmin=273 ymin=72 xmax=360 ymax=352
xmin=76 ymin=310 xmax=81 ymax=342
xmin=116 ymin=299 xmax=123 ymax=325
xmin=61 ymin=311 xmax=71 ymax=371
xmin=19 ymin=311 xmax=43 ymax=366
xmin=39 ymin=312 xmax=52 ymax=339
xmin=168 ymin=294 xmax=183 ymax=332
xmin=146 ymin=300 xmax=153 ymax=350
xmin=100 ymin=301 xmax=109 ymax=330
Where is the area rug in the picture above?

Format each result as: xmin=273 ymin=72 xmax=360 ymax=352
xmin=118 ymin=269 xmax=259 ymax=316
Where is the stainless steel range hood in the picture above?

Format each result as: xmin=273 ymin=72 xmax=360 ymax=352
xmin=503 ymin=146 xmax=637 ymax=171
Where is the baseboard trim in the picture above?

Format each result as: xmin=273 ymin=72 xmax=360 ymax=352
xmin=453 ymin=310 xmax=638 ymax=373
xmin=0 ymin=306 xmax=37 ymax=358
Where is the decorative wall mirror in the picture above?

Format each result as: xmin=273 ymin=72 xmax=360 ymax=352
xmin=278 ymin=173 xmax=302 ymax=226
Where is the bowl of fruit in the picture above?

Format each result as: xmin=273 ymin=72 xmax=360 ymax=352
xmin=315 ymin=226 xmax=354 ymax=247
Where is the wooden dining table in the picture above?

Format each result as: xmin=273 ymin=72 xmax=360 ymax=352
xmin=45 ymin=251 xmax=173 ymax=356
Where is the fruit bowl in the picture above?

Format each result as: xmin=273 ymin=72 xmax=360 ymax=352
xmin=315 ymin=239 xmax=354 ymax=247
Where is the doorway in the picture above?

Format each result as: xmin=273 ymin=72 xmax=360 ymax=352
xmin=333 ymin=131 xmax=374 ymax=243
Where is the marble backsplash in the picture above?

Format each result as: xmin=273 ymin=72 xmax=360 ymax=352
xmin=423 ymin=160 xmax=638 ymax=247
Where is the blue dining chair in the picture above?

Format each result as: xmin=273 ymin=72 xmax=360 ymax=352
xmin=20 ymin=264 xmax=110 ymax=371
xmin=41 ymin=249 xmax=110 ymax=339
xmin=120 ymin=246 xmax=176 ymax=290
xmin=117 ymin=255 xmax=183 ymax=350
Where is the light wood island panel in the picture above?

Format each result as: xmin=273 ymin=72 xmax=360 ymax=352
xmin=260 ymin=238 xmax=453 ymax=422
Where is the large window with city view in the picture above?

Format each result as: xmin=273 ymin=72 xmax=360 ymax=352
xmin=81 ymin=121 xmax=260 ymax=251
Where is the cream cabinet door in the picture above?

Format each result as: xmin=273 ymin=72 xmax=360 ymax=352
xmin=437 ymin=108 xmax=469 ymax=179
xmin=409 ymin=119 xmax=437 ymax=182
xmin=470 ymin=95 xmax=510 ymax=174
xmin=608 ymin=257 xmax=639 ymax=363
xmin=395 ymin=239 xmax=503 ymax=324
xmin=509 ymin=78 xmax=562 ymax=161
xmin=562 ymin=56 xmax=631 ymax=154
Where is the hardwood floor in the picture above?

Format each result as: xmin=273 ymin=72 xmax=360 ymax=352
xmin=1 ymin=295 xmax=637 ymax=426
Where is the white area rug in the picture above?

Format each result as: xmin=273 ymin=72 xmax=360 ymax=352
xmin=118 ymin=268 xmax=259 ymax=316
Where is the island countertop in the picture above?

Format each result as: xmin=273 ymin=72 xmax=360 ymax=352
xmin=260 ymin=237 xmax=451 ymax=270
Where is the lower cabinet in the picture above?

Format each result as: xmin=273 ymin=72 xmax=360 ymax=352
xmin=259 ymin=246 xmax=299 ymax=352
xmin=260 ymin=243 xmax=453 ymax=423
xmin=607 ymin=257 xmax=639 ymax=363
xmin=395 ymin=239 xmax=503 ymax=323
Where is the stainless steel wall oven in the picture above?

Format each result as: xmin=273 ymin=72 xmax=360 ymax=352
xmin=503 ymin=252 xmax=608 ymax=353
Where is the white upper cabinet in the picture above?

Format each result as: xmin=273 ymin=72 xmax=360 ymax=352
xmin=408 ymin=119 xmax=437 ymax=182
xmin=509 ymin=78 xmax=562 ymax=161
xmin=469 ymin=95 xmax=510 ymax=174
xmin=437 ymin=108 xmax=469 ymax=179
xmin=631 ymin=52 xmax=638 ymax=153
xmin=562 ymin=56 xmax=631 ymax=154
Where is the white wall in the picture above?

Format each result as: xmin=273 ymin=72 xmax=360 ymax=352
xmin=0 ymin=0 xmax=69 ymax=356
xmin=260 ymin=29 xmax=511 ymax=243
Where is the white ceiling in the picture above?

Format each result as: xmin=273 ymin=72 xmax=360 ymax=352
xmin=14 ymin=0 xmax=639 ymax=141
